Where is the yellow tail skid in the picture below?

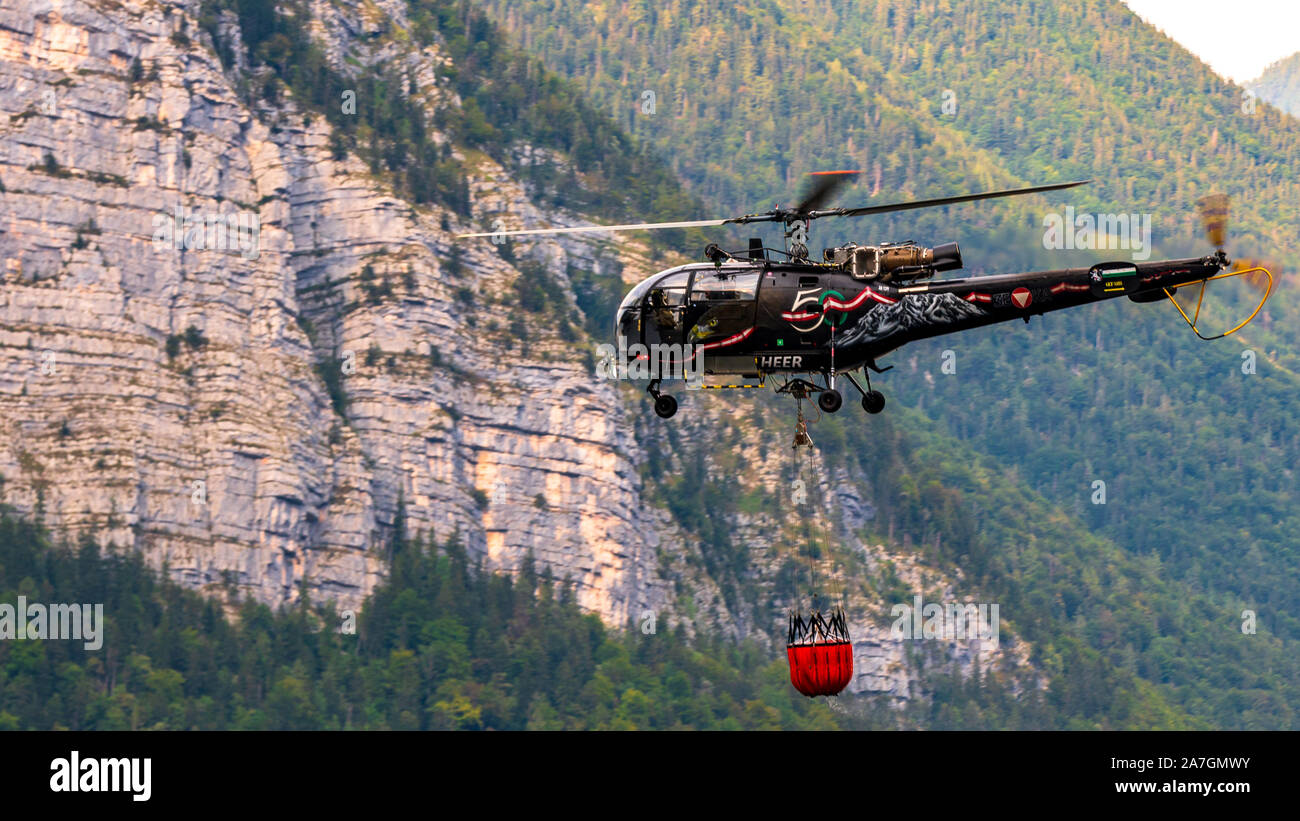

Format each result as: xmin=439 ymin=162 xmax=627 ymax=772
xmin=1163 ymin=266 xmax=1272 ymax=341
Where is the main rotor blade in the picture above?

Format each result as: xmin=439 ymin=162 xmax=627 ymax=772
xmin=456 ymin=179 xmax=1092 ymax=238
xmin=819 ymin=179 xmax=1092 ymax=219
xmin=455 ymin=217 xmax=757 ymax=239
xmin=795 ymin=170 xmax=861 ymax=213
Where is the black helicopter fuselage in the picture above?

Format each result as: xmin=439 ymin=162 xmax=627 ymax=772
xmin=460 ymin=177 xmax=1252 ymax=417
xmin=614 ymin=251 xmax=1226 ymax=383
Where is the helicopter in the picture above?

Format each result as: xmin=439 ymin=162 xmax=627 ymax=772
xmin=459 ymin=173 xmax=1273 ymax=419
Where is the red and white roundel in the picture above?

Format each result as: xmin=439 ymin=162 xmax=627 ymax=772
xmin=1011 ymin=287 xmax=1033 ymax=309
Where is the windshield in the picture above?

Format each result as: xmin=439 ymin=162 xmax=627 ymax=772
xmin=617 ymin=267 xmax=694 ymax=321
xmin=690 ymin=269 xmax=759 ymax=301
xmin=648 ymin=270 xmax=690 ymax=307
xmin=618 ymin=277 xmax=655 ymax=314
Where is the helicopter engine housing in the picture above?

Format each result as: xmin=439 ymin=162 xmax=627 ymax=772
xmin=827 ymin=241 xmax=963 ymax=282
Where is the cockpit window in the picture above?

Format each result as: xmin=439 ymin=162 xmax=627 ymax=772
xmin=691 ymin=269 xmax=759 ymax=301
xmin=618 ymin=279 xmax=652 ymax=315
xmin=618 ymin=268 xmax=692 ymax=314
xmin=648 ymin=270 xmax=690 ymax=308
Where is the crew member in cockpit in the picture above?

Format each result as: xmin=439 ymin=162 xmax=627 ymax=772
xmin=649 ymin=288 xmax=678 ymax=329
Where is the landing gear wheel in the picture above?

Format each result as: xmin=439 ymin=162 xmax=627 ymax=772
xmin=817 ymin=389 xmax=842 ymax=414
xmin=862 ymin=390 xmax=885 ymax=414
xmin=654 ymin=394 xmax=678 ymax=419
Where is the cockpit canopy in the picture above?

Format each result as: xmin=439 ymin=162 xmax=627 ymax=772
xmin=615 ymin=264 xmax=760 ymax=344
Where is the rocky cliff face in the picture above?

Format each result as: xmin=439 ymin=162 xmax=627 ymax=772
xmin=0 ymin=0 xmax=1037 ymax=701
xmin=0 ymin=0 xmax=683 ymax=625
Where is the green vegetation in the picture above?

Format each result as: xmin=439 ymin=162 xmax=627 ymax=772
xmin=183 ymin=325 xmax=207 ymax=350
xmin=197 ymin=0 xmax=699 ymax=229
xmin=2 ymin=505 xmax=1232 ymax=729
xmin=359 ymin=264 xmax=394 ymax=305
xmin=835 ymin=403 xmax=1292 ymax=729
xmin=314 ymin=355 xmax=349 ymax=418
xmin=31 ymin=152 xmax=72 ymax=179
xmin=40 ymin=0 xmax=1287 ymax=729
xmin=165 ymin=326 xmax=207 ymax=360
xmin=490 ymin=0 xmax=1300 ymax=727
xmin=567 ymin=256 xmax=626 ymax=338
xmin=478 ymin=0 xmax=1300 ymax=313
xmin=0 ymin=515 xmax=844 ymax=730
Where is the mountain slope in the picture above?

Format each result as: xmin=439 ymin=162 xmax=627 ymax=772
xmin=4 ymin=0 xmax=1297 ymax=728
xmin=477 ymin=0 xmax=1300 ymax=727
xmin=1249 ymin=52 xmax=1300 ymax=117
xmin=0 ymin=0 xmax=1034 ymax=717
xmin=0 ymin=0 xmax=710 ymax=626
xmin=0 ymin=514 xmax=849 ymax=730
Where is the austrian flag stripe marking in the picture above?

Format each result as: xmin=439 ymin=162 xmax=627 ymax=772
xmin=781 ymin=287 xmax=895 ymax=322
xmin=1049 ymin=282 xmax=1090 ymax=294
xmin=690 ymin=326 xmax=755 ymax=359
xmin=818 ymin=286 xmax=897 ymax=309
xmin=963 ymin=291 xmax=992 ymax=303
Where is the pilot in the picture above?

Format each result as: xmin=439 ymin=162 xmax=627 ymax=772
xmin=649 ymin=289 xmax=677 ymax=329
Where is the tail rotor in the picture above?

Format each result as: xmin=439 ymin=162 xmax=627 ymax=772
xmin=1163 ymin=194 xmax=1278 ymax=338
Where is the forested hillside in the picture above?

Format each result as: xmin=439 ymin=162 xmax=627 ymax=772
xmin=0 ymin=514 xmax=852 ymax=730
xmin=203 ymin=0 xmax=699 ymax=229
xmin=3 ymin=509 xmax=1223 ymax=729
xmin=485 ymin=0 xmax=1300 ymax=265
xmin=479 ymin=0 xmax=1300 ymax=728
